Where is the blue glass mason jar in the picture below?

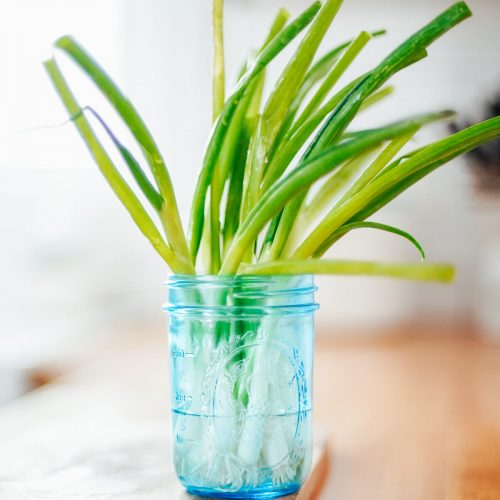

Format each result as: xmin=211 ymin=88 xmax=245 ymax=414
xmin=164 ymin=275 xmax=318 ymax=499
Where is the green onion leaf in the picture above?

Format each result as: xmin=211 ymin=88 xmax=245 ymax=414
xmin=359 ymin=85 xmax=394 ymax=111
xmin=301 ymin=148 xmax=378 ymax=224
xmin=240 ymin=259 xmax=454 ymax=282
xmin=294 ymin=30 xmax=373 ymax=129
xmin=313 ymin=221 xmax=426 ymax=260
xmin=82 ymin=106 xmax=163 ymax=212
xmin=212 ymin=0 xmax=226 ymax=122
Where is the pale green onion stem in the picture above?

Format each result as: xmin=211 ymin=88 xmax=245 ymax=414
xmin=240 ymin=259 xmax=455 ymax=282
xmin=212 ymin=0 xmax=226 ymax=122
xmin=301 ymin=149 xmax=376 ymax=225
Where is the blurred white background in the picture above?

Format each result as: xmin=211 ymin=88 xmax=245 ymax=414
xmin=0 ymin=0 xmax=499 ymax=375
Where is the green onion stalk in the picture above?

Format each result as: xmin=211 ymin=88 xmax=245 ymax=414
xmin=45 ymin=0 xmax=499 ymax=489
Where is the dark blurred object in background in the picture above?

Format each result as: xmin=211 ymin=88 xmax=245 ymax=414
xmin=452 ymin=91 xmax=500 ymax=341
xmin=451 ymin=94 xmax=500 ymax=193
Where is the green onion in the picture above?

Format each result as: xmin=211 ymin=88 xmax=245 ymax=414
xmin=188 ymin=2 xmax=322 ymax=262
xmin=212 ymin=0 xmax=226 ymax=122
xmin=43 ymin=59 xmax=194 ymax=274
xmin=222 ymin=119 xmax=437 ymax=273
xmin=240 ymin=259 xmax=454 ymax=282
xmin=54 ymin=36 xmax=191 ymax=266
xmin=293 ymin=116 xmax=500 ymax=259
xmin=293 ymin=30 xmax=373 ymax=129
xmin=45 ymin=0 xmax=499 ymax=281
xmin=240 ymin=0 xmax=343 ymax=225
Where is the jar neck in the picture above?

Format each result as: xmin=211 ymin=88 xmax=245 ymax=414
xmin=164 ymin=275 xmax=318 ymax=318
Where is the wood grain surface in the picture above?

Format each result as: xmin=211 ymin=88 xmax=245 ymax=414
xmin=0 ymin=330 xmax=499 ymax=499
xmin=315 ymin=331 xmax=500 ymax=500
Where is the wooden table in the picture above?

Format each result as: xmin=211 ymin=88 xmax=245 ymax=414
xmin=315 ymin=332 xmax=500 ymax=499
xmin=0 ymin=330 xmax=499 ymax=499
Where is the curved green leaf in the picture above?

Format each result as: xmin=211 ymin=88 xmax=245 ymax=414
xmin=263 ymin=111 xmax=447 ymax=263
xmin=313 ymin=221 xmax=426 ymax=259
xmin=54 ymin=35 xmax=190 ymax=263
xmin=44 ymin=58 xmax=194 ymax=274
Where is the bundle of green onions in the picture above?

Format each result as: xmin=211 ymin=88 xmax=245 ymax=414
xmin=45 ymin=1 xmax=499 ymax=281
xmin=44 ymin=2 xmax=500 ymax=491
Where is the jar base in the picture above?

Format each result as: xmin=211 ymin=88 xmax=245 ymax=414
xmin=185 ymin=481 xmax=300 ymax=499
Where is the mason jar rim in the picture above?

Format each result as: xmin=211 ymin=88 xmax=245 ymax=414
xmin=165 ymin=273 xmax=314 ymax=284
xmin=163 ymin=274 xmax=319 ymax=318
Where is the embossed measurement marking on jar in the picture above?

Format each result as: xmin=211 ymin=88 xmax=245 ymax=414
xmin=175 ymin=434 xmax=196 ymax=444
xmin=175 ymin=391 xmax=193 ymax=403
xmin=171 ymin=344 xmax=194 ymax=359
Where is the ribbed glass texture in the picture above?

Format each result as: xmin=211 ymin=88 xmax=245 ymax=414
xmin=164 ymin=275 xmax=318 ymax=498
